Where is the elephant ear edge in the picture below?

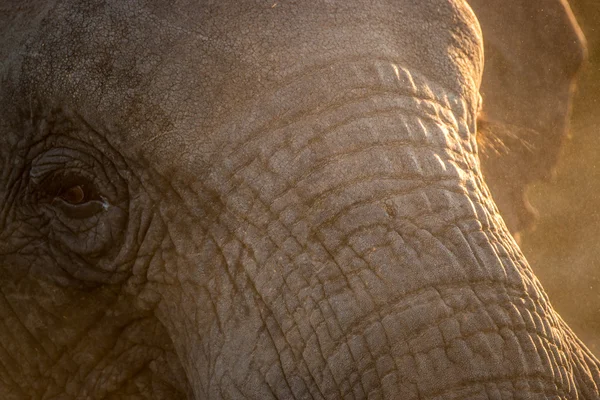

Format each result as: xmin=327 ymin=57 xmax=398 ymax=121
xmin=467 ymin=0 xmax=587 ymax=238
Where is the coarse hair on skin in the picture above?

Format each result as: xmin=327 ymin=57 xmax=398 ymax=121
xmin=476 ymin=111 xmax=538 ymax=157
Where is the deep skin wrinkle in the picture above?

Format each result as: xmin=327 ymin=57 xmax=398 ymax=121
xmin=0 ymin=0 xmax=599 ymax=399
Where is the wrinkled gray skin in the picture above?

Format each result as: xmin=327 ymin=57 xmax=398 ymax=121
xmin=0 ymin=0 xmax=598 ymax=399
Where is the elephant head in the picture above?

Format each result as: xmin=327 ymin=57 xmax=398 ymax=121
xmin=0 ymin=0 xmax=598 ymax=399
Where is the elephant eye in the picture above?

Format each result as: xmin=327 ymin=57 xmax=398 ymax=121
xmin=56 ymin=184 xmax=95 ymax=205
xmin=29 ymin=148 xmax=115 ymax=221
xmin=42 ymin=176 xmax=108 ymax=219
xmin=31 ymin=171 xmax=108 ymax=219
xmin=40 ymin=173 xmax=99 ymax=202
xmin=58 ymin=184 xmax=85 ymax=204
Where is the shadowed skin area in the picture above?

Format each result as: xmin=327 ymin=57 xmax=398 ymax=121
xmin=0 ymin=0 xmax=599 ymax=399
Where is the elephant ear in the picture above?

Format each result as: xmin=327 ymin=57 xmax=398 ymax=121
xmin=466 ymin=0 xmax=587 ymax=238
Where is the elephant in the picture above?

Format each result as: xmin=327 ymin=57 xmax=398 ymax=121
xmin=0 ymin=0 xmax=598 ymax=399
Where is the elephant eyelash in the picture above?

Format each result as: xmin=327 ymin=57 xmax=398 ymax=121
xmin=476 ymin=113 xmax=536 ymax=156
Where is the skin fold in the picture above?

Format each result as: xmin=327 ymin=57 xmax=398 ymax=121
xmin=0 ymin=0 xmax=597 ymax=399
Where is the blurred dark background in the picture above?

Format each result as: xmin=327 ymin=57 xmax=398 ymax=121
xmin=521 ymin=0 xmax=600 ymax=354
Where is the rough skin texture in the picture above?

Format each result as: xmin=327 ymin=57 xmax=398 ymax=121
xmin=0 ymin=0 xmax=597 ymax=399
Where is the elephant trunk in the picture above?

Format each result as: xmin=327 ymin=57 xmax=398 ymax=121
xmin=150 ymin=59 xmax=600 ymax=398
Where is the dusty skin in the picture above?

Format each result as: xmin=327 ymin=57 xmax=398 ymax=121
xmin=0 ymin=0 xmax=598 ymax=399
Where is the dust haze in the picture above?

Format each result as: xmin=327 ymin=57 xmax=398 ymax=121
xmin=521 ymin=0 xmax=600 ymax=355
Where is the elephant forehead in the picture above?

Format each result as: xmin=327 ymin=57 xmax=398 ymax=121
xmin=8 ymin=0 xmax=483 ymax=169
